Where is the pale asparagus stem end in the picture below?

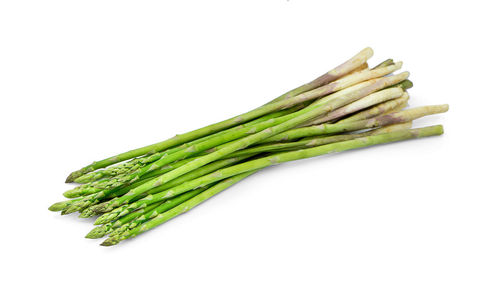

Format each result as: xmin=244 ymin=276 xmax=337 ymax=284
xmin=306 ymin=87 xmax=405 ymax=126
xmin=372 ymin=58 xmax=394 ymax=69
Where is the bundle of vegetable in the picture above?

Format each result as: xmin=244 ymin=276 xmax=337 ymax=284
xmin=50 ymin=48 xmax=448 ymax=246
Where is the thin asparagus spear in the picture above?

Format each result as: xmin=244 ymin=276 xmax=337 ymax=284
xmin=73 ymin=106 xmax=301 ymax=184
xmin=101 ymin=125 xmax=444 ymax=246
xmin=222 ymin=122 xmax=414 ymax=157
xmin=66 ymin=48 xmax=374 ymax=182
xmin=259 ymin=104 xmax=448 ymax=143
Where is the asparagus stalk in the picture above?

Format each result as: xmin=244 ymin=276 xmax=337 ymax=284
xmin=259 ymin=104 xmax=448 ymax=143
xmin=304 ymin=87 xmax=404 ymax=126
xmin=101 ymin=125 xmax=444 ymax=245
xmin=223 ymin=122 xmax=413 ymax=157
xmin=65 ymin=48 xmax=374 ymax=182
xmin=73 ymin=106 xmax=301 ymax=184
xmin=270 ymin=47 xmax=374 ymax=103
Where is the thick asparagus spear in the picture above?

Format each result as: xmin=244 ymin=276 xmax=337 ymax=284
xmin=101 ymin=125 xmax=444 ymax=246
xmin=66 ymin=48 xmax=374 ymax=182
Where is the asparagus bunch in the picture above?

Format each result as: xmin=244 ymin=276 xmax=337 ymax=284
xmin=51 ymin=47 xmax=448 ymax=246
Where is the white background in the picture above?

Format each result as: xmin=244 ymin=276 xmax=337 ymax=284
xmin=1 ymin=1 xmax=499 ymax=292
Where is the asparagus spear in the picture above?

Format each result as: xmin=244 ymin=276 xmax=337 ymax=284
xmin=270 ymin=47 xmax=373 ymax=103
xmin=101 ymin=125 xmax=444 ymax=246
xmin=260 ymin=104 xmax=448 ymax=143
xmin=66 ymin=48 xmax=375 ymax=182
xmin=221 ymin=122 xmax=413 ymax=157
xmin=73 ymin=106 xmax=302 ymax=184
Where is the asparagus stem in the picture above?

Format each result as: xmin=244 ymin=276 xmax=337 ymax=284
xmin=259 ymin=104 xmax=447 ymax=143
xmin=73 ymin=106 xmax=301 ymax=184
xmin=101 ymin=125 xmax=444 ymax=245
xmin=304 ymin=87 xmax=404 ymax=126
xmin=270 ymin=47 xmax=374 ymax=103
xmin=223 ymin=121 xmax=413 ymax=157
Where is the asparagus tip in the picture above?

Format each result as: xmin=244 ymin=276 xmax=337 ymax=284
xmin=48 ymin=201 xmax=66 ymax=212
xmin=60 ymin=205 xmax=79 ymax=215
xmin=94 ymin=213 xmax=118 ymax=225
xmin=65 ymin=174 xmax=75 ymax=183
xmin=85 ymin=226 xmax=108 ymax=239
xmin=79 ymin=208 xmax=97 ymax=218
xmin=100 ymin=237 xmax=120 ymax=246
